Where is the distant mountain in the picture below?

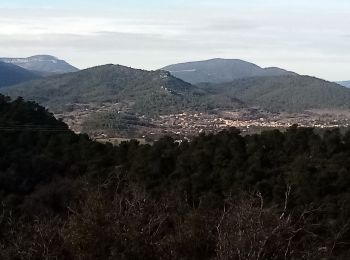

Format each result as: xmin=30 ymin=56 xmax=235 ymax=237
xmin=203 ymin=75 xmax=350 ymax=112
xmin=0 ymin=55 xmax=79 ymax=75
xmin=4 ymin=60 xmax=346 ymax=115
xmin=162 ymin=58 xmax=296 ymax=84
xmin=0 ymin=61 xmax=40 ymax=88
xmin=337 ymin=81 xmax=350 ymax=88
xmin=1 ymin=64 xmax=220 ymax=115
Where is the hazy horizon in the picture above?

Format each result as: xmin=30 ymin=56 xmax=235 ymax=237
xmin=1 ymin=0 xmax=349 ymax=81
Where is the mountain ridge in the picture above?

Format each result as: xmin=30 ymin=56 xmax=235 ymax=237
xmin=0 ymin=64 xmax=217 ymax=115
xmin=0 ymin=61 xmax=40 ymax=88
xmin=2 ymin=61 xmax=350 ymax=115
xmin=337 ymin=81 xmax=350 ymax=88
xmin=202 ymin=75 xmax=350 ymax=112
xmin=0 ymin=55 xmax=79 ymax=75
xmin=162 ymin=58 xmax=297 ymax=84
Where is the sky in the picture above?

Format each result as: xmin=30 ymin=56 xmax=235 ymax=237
xmin=0 ymin=0 xmax=349 ymax=81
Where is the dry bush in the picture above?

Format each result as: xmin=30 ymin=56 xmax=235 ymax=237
xmin=61 ymin=181 xmax=219 ymax=259
xmin=2 ymin=183 xmax=347 ymax=259
xmin=215 ymin=189 xmax=331 ymax=260
xmin=62 ymin=184 xmax=172 ymax=260
xmin=0 ymin=212 xmax=65 ymax=260
xmin=157 ymin=209 xmax=218 ymax=260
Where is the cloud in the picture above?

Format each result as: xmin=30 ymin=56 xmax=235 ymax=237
xmin=0 ymin=2 xmax=350 ymax=80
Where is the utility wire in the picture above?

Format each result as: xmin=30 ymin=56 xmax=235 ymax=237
xmin=0 ymin=123 xmax=71 ymax=132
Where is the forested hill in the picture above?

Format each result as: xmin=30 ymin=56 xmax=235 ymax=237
xmin=0 ymin=94 xmax=116 ymax=208
xmin=0 ymin=95 xmax=65 ymax=127
xmin=1 ymin=94 xmax=350 ymax=258
xmin=0 ymin=61 xmax=40 ymax=88
xmin=202 ymin=75 xmax=350 ymax=112
xmin=4 ymin=62 xmax=350 ymax=115
xmin=1 ymin=64 xmax=211 ymax=115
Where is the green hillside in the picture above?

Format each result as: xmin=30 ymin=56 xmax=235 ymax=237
xmin=205 ymin=75 xmax=350 ymax=112
xmin=1 ymin=64 xmax=207 ymax=115
xmin=4 ymin=64 xmax=350 ymax=115
xmin=1 ymin=64 xmax=245 ymax=115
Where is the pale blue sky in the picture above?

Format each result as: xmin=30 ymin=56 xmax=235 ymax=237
xmin=1 ymin=0 xmax=350 ymax=80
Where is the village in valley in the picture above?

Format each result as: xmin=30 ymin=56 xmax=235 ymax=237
xmin=56 ymin=102 xmax=350 ymax=144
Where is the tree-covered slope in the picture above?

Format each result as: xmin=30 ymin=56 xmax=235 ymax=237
xmin=0 ymin=61 xmax=40 ymax=88
xmin=162 ymin=58 xmax=296 ymax=84
xmin=4 ymin=62 xmax=349 ymax=115
xmin=206 ymin=75 xmax=350 ymax=112
xmin=0 ymin=94 xmax=116 ymax=199
xmin=1 ymin=64 xmax=216 ymax=115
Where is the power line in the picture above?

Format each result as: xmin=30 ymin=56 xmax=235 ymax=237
xmin=0 ymin=124 xmax=71 ymax=132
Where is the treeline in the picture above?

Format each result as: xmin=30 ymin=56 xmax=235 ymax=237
xmin=0 ymin=95 xmax=350 ymax=259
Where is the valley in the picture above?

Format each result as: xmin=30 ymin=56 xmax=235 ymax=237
xmin=2 ymin=57 xmax=350 ymax=142
xmin=55 ymin=101 xmax=350 ymax=142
